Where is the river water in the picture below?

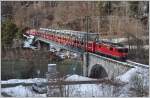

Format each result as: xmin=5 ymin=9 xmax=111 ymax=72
xmin=1 ymin=48 xmax=82 ymax=80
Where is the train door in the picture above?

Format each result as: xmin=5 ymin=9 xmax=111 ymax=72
xmin=61 ymin=32 xmax=64 ymax=44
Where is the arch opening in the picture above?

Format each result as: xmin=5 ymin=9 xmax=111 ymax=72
xmin=89 ymin=64 xmax=108 ymax=79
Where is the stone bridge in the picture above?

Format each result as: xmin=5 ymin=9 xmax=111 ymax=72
xmin=83 ymin=52 xmax=134 ymax=79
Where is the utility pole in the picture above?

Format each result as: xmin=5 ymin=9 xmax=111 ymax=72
xmin=85 ymin=16 xmax=89 ymax=76
xmin=83 ymin=16 xmax=88 ymax=76
xmin=98 ymin=16 xmax=100 ymax=34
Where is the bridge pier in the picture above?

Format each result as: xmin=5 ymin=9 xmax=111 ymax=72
xmin=36 ymin=40 xmax=50 ymax=51
xmin=83 ymin=53 xmax=88 ymax=77
xmin=37 ymin=40 xmax=41 ymax=49
xmin=49 ymin=43 xmax=51 ymax=51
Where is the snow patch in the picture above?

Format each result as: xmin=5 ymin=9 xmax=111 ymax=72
xmin=116 ymin=67 xmax=149 ymax=96
xmin=116 ymin=67 xmax=138 ymax=82
xmin=64 ymin=83 xmax=115 ymax=97
xmin=1 ymin=85 xmax=46 ymax=97
xmin=65 ymin=74 xmax=116 ymax=97
xmin=66 ymin=74 xmax=95 ymax=81
xmin=1 ymin=78 xmax=47 ymax=84
xmin=23 ymin=35 xmax=37 ymax=49
xmin=116 ymin=67 xmax=149 ymax=86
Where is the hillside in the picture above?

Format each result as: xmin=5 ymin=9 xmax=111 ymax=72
xmin=2 ymin=1 xmax=149 ymax=37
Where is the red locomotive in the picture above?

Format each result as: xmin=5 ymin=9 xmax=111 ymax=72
xmin=25 ymin=28 xmax=128 ymax=61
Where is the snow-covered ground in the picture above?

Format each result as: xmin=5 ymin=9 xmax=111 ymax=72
xmin=1 ymin=78 xmax=47 ymax=85
xmin=116 ymin=66 xmax=149 ymax=97
xmin=65 ymin=75 xmax=117 ymax=97
xmin=1 ymin=67 xmax=149 ymax=97
xmin=1 ymin=78 xmax=47 ymax=97
xmin=66 ymin=75 xmax=95 ymax=81
xmin=63 ymin=66 xmax=149 ymax=97
xmin=1 ymin=85 xmax=46 ymax=97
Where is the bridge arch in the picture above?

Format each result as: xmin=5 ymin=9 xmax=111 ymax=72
xmin=89 ymin=64 xmax=108 ymax=79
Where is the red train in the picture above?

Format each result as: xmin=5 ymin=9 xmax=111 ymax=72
xmin=25 ymin=28 xmax=128 ymax=61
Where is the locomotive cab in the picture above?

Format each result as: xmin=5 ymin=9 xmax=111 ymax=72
xmin=118 ymin=48 xmax=128 ymax=53
xmin=117 ymin=48 xmax=128 ymax=60
xmin=95 ymin=40 xmax=128 ymax=61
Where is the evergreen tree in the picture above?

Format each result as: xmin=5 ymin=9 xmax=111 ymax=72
xmin=1 ymin=19 xmax=22 ymax=48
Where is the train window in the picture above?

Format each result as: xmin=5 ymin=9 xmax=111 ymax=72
xmin=118 ymin=48 xmax=128 ymax=53
xmin=110 ymin=47 xmax=113 ymax=51
xmin=124 ymin=48 xmax=128 ymax=53
xmin=81 ymin=42 xmax=84 ymax=45
xmin=118 ymin=49 xmax=123 ymax=52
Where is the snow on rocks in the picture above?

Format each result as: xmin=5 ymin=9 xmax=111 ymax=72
xmin=23 ymin=35 xmax=37 ymax=49
xmin=1 ymin=85 xmax=46 ymax=97
xmin=116 ymin=66 xmax=149 ymax=87
xmin=129 ymin=67 xmax=149 ymax=90
xmin=116 ymin=66 xmax=149 ymax=97
xmin=116 ymin=67 xmax=138 ymax=82
xmin=24 ymin=35 xmax=34 ymax=46
xmin=1 ymin=78 xmax=47 ymax=84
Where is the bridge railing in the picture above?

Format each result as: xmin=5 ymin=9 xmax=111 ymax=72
xmin=89 ymin=52 xmax=149 ymax=69
xmin=89 ymin=53 xmax=134 ymax=68
xmin=126 ymin=60 xmax=149 ymax=69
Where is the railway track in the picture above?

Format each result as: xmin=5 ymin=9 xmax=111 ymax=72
xmin=126 ymin=60 xmax=149 ymax=69
xmin=90 ymin=53 xmax=149 ymax=69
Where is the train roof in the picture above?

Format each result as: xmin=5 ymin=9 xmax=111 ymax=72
xmin=98 ymin=40 xmax=126 ymax=49
xmin=39 ymin=28 xmax=99 ymax=36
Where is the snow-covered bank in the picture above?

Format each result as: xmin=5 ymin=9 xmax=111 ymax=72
xmin=65 ymin=75 xmax=117 ymax=97
xmin=116 ymin=66 xmax=149 ymax=97
xmin=1 ymin=78 xmax=47 ymax=97
xmin=1 ymin=78 xmax=47 ymax=84
xmin=1 ymin=85 xmax=46 ymax=97
xmin=66 ymin=74 xmax=95 ymax=81
xmin=1 ymin=66 xmax=149 ymax=97
xmin=63 ymin=66 xmax=149 ymax=97
xmin=23 ymin=34 xmax=37 ymax=49
xmin=116 ymin=67 xmax=138 ymax=82
xmin=116 ymin=67 xmax=149 ymax=87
